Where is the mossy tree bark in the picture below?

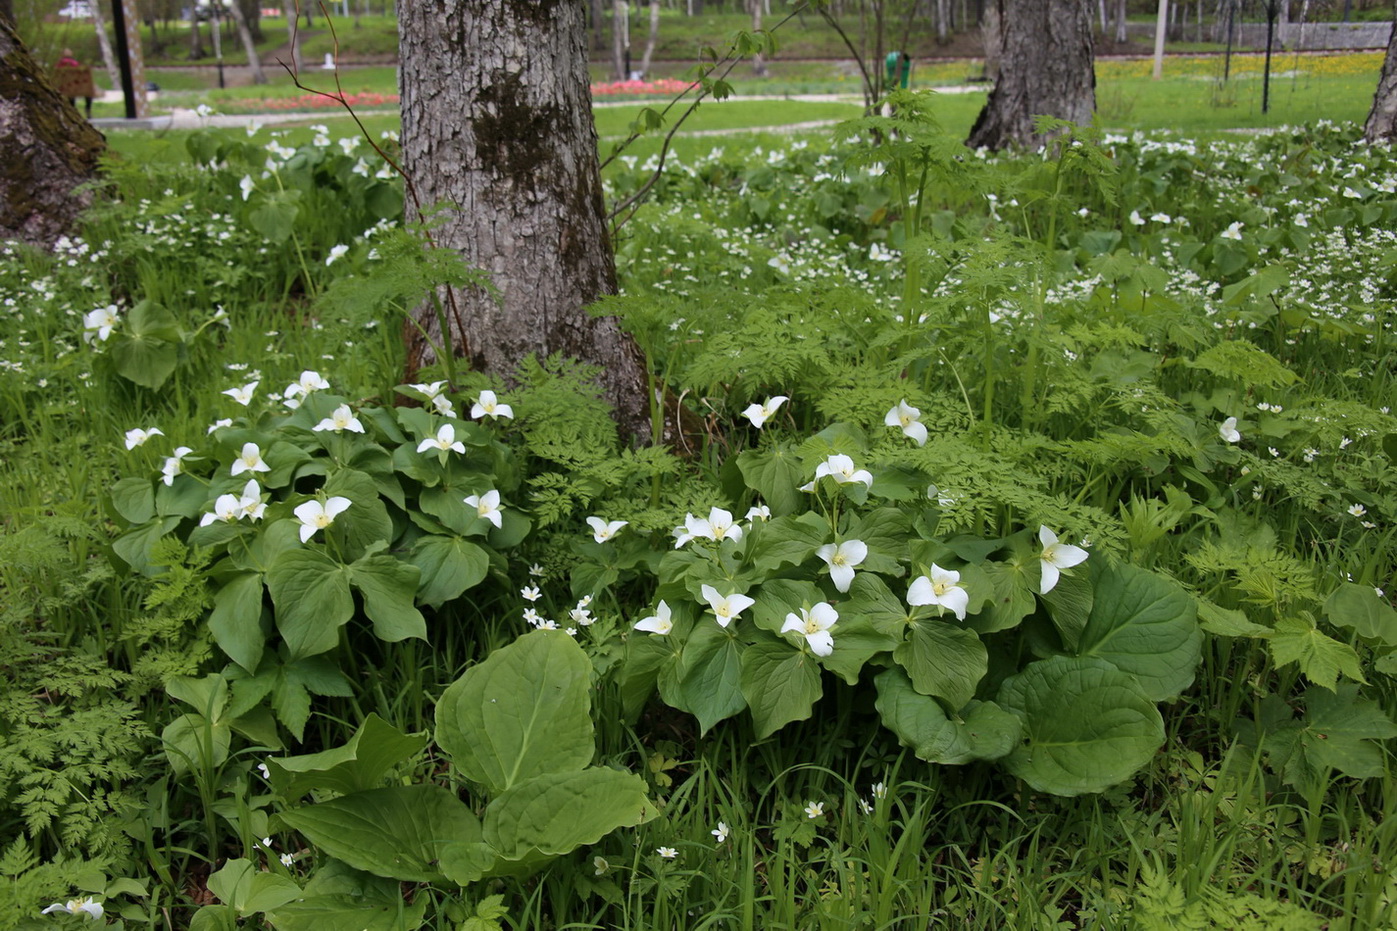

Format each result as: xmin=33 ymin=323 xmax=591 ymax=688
xmin=1364 ymin=14 xmax=1397 ymax=143
xmin=0 ymin=15 xmax=105 ymax=247
xmin=398 ymin=0 xmax=650 ymax=442
xmin=967 ymin=0 xmax=1095 ymax=150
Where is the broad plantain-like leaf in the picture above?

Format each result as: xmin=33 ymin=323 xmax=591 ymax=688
xmin=110 ymin=477 xmax=156 ymax=524
xmin=736 ymin=443 xmax=805 ymax=516
xmin=206 ymin=858 xmax=300 ymax=916
xmin=893 ymin=618 xmax=987 ymax=710
xmin=162 ymin=712 xmax=229 ymax=776
xmin=435 ymin=630 xmax=594 ymax=795
xmin=208 ymin=572 xmax=266 ymax=672
xmin=998 ymin=655 xmax=1164 ymax=796
xmin=874 ymin=667 xmax=1019 ymax=765
xmin=350 ymin=554 xmax=426 ymax=643
xmin=483 ymin=767 xmax=657 ymax=861
xmin=277 ymin=784 xmax=481 ymax=883
xmin=1076 ymin=562 xmax=1201 ymax=701
xmin=743 ymin=513 xmax=827 ymax=574
xmin=1323 ymin=583 xmax=1397 ymax=646
xmin=739 ymin=639 xmax=822 ymax=738
xmin=971 ymin=562 xmax=1036 ymax=634
xmin=268 ymin=714 xmax=428 ymax=799
xmin=267 ymin=548 xmax=354 ymax=659
xmin=408 ymin=534 xmax=490 ymax=607
xmin=1268 ymin=614 xmax=1365 ymax=691
xmin=324 ymin=469 xmax=394 ymax=561
xmin=110 ymin=300 xmax=181 ymax=389
xmin=751 ymin=579 xmax=823 ymax=636
xmin=665 ymin=621 xmax=747 ymax=734
xmin=267 ymin=896 xmax=426 ymax=931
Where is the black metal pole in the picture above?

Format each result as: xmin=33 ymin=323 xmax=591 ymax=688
xmin=108 ymin=0 xmax=137 ymax=118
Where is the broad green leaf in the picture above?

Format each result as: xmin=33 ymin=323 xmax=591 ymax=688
xmin=744 ymin=513 xmax=826 ymax=574
xmin=324 ymin=469 xmax=394 ymax=561
xmin=1197 ymin=600 xmax=1271 ymax=638
xmin=845 ymin=507 xmax=909 ymax=575
xmin=113 ymin=516 xmax=182 ymax=575
xmin=736 ymin=443 xmax=805 ymax=516
xmin=156 ymin=473 xmax=208 ymax=519
xmin=350 ymin=555 xmax=427 ymax=643
xmin=208 ymin=573 xmax=266 ymax=672
xmin=268 ymin=714 xmax=428 ymax=799
xmin=667 ymin=621 xmax=747 ymax=734
xmin=819 ymin=614 xmax=901 ymax=685
xmin=408 ymin=535 xmax=490 ymax=607
xmin=189 ymin=906 xmax=236 ymax=931
xmin=267 ymin=896 xmax=426 ymax=931
xmin=437 ymin=842 xmax=501 ymax=885
xmin=874 ymin=667 xmax=1019 ymax=764
xmin=267 ymin=548 xmax=354 ymax=659
xmin=1324 ymin=583 xmax=1397 ymax=645
xmin=436 ymin=630 xmax=594 ymax=795
xmin=111 ymin=300 xmax=181 ymax=388
xmin=1076 ymin=563 xmax=1201 ymax=701
xmin=1041 ymin=569 xmax=1094 ymax=650
xmin=110 ymin=477 xmax=156 ymax=524
xmin=248 ymin=199 xmax=299 ymax=243
xmin=971 ymin=561 xmax=1036 ymax=634
xmin=162 ymin=712 xmax=229 ymax=775
xmin=1268 ymin=615 xmax=1365 ymax=691
xmin=206 ymin=858 xmax=300 ymax=915
xmin=739 ymin=639 xmax=822 ymax=738
xmin=893 ymin=618 xmax=987 ymax=710
xmin=278 ymin=784 xmax=481 ymax=883
xmin=487 ymin=507 xmax=531 ymax=549
xmin=839 ymin=572 xmax=913 ymax=637
xmin=483 ymin=767 xmax=657 ymax=861
xmin=751 ymin=578 xmax=823 ymax=636
xmin=167 ymin=674 xmax=229 ymax=719
xmin=1291 ymin=685 xmax=1397 ymax=779
xmin=998 ymin=656 xmax=1164 ymax=796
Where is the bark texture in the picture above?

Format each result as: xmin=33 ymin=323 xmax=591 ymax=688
xmin=0 ymin=16 xmax=106 ymax=247
xmin=399 ymin=0 xmax=650 ymax=442
xmin=1364 ymin=16 xmax=1397 ymax=143
xmin=967 ymin=0 xmax=1095 ymax=150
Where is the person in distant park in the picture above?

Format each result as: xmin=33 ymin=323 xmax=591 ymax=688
xmin=54 ymin=48 xmax=95 ymax=117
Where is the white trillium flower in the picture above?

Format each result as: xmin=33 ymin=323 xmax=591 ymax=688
xmin=41 ymin=897 xmax=104 ymax=919
xmin=815 ymin=539 xmax=868 ymax=593
xmin=700 ymin=584 xmax=754 ymax=629
xmin=676 ymin=507 xmax=743 ymax=546
xmin=464 ymin=489 xmax=504 ymax=529
xmin=586 ymin=516 xmax=628 ymax=543
xmin=417 ymin=424 xmax=466 ymax=455
xmin=1151 ymin=212 xmax=1172 ymax=223
xmin=781 ymin=602 xmax=838 ymax=657
xmin=200 ymin=491 xmax=245 ymax=526
xmin=884 ymin=399 xmax=928 ymax=446
xmin=325 ymin=244 xmax=349 ymax=266
xmin=811 ymin=454 xmax=873 ymax=489
xmin=1218 ymin=416 xmax=1241 ymax=444
xmin=742 ymin=395 xmax=788 ymax=429
xmin=313 ymin=404 xmax=365 ymax=434
xmin=82 ymin=305 xmax=120 ymax=343
xmin=293 ymin=496 xmax=352 ymax=543
xmin=1221 ymin=221 xmax=1244 ymax=241
xmin=230 ymin=442 xmax=271 ymax=476
xmin=238 ymin=480 xmax=267 ymax=521
xmin=124 ymin=426 xmax=164 ymax=449
xmin=222 ymin=380 xmax=259 ymax=406
xmin=745 ymin=504 xmax=771 ymax=522
xmin=239 ymin=174 xmax=255 ymax=201
xmin=470 ymin=389 xmax=514 ymax=420
xmin=1129 ymin=209 xmax=1146 ymax=226
xmin=207 ymin=418 xmax=234 ymax=434
xmin=160 ymin=446 xmax=194 ymax=486
xmin=907 ymin=564 xmax=969 ymax=620
xmin=634 ymin=600 xmax=673 ymax=635
xmin=1037 ymin=526 xmax=1089 ymax=595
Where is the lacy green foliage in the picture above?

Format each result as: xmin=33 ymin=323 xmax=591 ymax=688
xmin=1125 ymin=867 xmax=1323 ymax=930
xmin=0 ymin=520 xmax=147 ymax=864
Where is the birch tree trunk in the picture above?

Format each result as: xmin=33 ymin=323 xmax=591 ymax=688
xmin=90 ymin=0 xmax=121 ymax=93
xmin=1115 ymin=0 xmax=1127 ymax=42
xmin=1364 ymin=15 xmax=1397 ymax=142
xmin=0 ymin=15 xmax=106 ymax=246
xmin=612 ymin=0 xmax=628 ymax=79
xmin=967 ymin=0 xmax=1095 ymax=150
xmin=981 ymin=0 xmax=1001 ymax=81
xmin=398 ymin=0 xmax=650 ymax=441
xmin=750 ymin=0 xmax=767 ymax=77
xmin=225 ymin=0 xmax=266 ymax=84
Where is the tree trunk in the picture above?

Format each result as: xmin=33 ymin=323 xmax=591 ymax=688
xmin=981 ymin=0 xmax=1001 ymax=81
xmin=750 ymin=0 xmax=767 ymax=76
xmin=935 ymin=0 xmax=950 ymax=42
xmin=0 ymin=16 xmax=106 ymax=246
xmin=1114 ymin=0 xmax=1127 ymax=42
xmin=225 ymin=0 xmax=266 ymax=83
xmin=640 ymin=0 xmax=661 ymax=77
xmin=612 ymin=0 xmax=628 ymax=79
xmin=967 ymin=0 xmax=1095 ymax=150
xmin=1364 ymin=15 xmax=1397 ymax=142
xmin=188 ymin=6 xmax=204 ymax=59
xmin=398 ymin=0 xmax=650 ymax=442
xmin=90 ymin=0 xmax=122 ymax=94
xmin=240 ymin=0 xmax=262 ymax=41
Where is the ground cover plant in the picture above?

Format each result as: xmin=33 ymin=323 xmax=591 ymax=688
xmin=3 ymin=89 xmax=1397 ymax=928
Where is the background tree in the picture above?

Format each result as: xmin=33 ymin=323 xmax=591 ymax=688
xmin=0 ymin=14 xmax=105 ymax=246
xmin=1364 ymin=6 xmax=1397 ymax=141
xmin=398 ymin=1 xmax=650 ymax=441
xmin=967 ymin=0 xmax=1096 ymax=149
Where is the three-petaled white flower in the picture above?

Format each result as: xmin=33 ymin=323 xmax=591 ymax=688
xmin=1218 ymin=416 xmax=1241 ymax=444
xmin=634 ymin=600 xmax=673 ymax=635
xmin=82 ymin=305 xmax=120 ymax=344
xmin=712 ymin=822 xmax=730 ymax=844
xmin=410 ymin=381 xmax=454 ymax=416
xmin=745 ymin=504 xmax=771 ymax=522
xmin=587 ymin=516 xmax=628 ymax=543
xmin=701 ymin=584 xmax=755 ymax=629
xmin=463 ymin=489 xmax=503 ymax=529
xmin=907 ymin=564 xmax=969 ymax=620
xmin=124 ymin=426 xmax=164 ymax=449
xmin=200 ymin=486 xmax=249 ymax=526
xmin=884 ymin=399 xmax=928 ymax=446
xmin=293 ymin=496 xmax=351 ymax=542
xmin=41 ymin=897 xmax=103 ymax=919
xmin=313 ymin=404 xmax=365 ymax=434
xmin=325 ymin=244 xmax=349 ymax=266
xmin=417 ymin=424 xmax=465 ymax=456
xmin=815 ymin=539 xmax=867 ymax=593
xmin=674 ymin=507 xmax=744 ymax=547
xmin=1220 ymin=221 xmax=1244 ymax=241
xmin=470 ymin=390 xmax=513 ymax=420
xmin=781 ymin=602 xmax=838 ymax=656
xmin=742 ymin=395 xmax=788 ymax=429
xmin=239 ymin=174 xmax=255 ymax=201
xmin=1037 ymin=526 xmax=1089 ymax=594
xmin=283 ymin=371 xmax=330 ymax=410
xmin=237 ymin=480 xmax=267 ymax=521
xmin=230 ymin=442 xmax=271 ymax=476
xmin=803 ymin=454 xmax=873 ymax=490
xmin=161 ymin=446 xmax=194 ymax=486
xmin=222 ymin=381 xmax=259 ymax=406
